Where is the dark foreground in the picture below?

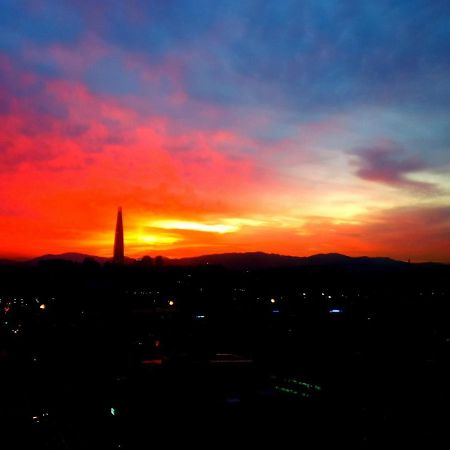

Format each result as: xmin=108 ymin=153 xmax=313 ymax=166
xmin=1 ymin=261 xmax=450 ymax=448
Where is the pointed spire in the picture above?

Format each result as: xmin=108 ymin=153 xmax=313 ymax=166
xmin=113 ymin=207 xmax=124 ymax=264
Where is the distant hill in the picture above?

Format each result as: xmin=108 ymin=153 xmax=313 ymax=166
xmin=0 ymin=258 xmax=17 ymax=265
xmin=27 ymin=253 xmax=110 ymax=265
xmin=169 ymin=251 xmax=409 ymax=270
xmin=170 ymin=252 xmax=305 ymax=269
xmin=4 ymin=251 xmax=442 ymax=270
xmin=25 ymin=252 xmax=142 ymax=265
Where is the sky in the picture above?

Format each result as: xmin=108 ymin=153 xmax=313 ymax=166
xmin=1 ymin=0 xmax=450 ymax=262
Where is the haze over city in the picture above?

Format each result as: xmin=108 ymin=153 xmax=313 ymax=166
xmin=1 ymin=0 xmax=450 ymax=261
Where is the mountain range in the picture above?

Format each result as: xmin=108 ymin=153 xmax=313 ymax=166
xmin=0 ymin=251 xmax=436 ymax=270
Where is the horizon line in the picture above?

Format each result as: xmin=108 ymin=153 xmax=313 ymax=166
xmin=1 ymin=250 xmax=449 ymax=265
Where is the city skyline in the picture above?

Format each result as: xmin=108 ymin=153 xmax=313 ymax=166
xmin=1 ymin=1 xmax=450 ymax=262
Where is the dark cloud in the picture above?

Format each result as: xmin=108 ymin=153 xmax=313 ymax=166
xmin=351 ymin=141 xmax=437 ymax=192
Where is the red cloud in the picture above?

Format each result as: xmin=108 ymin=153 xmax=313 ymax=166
xmin=1 ymin=53 xmax=449 ymax=263
xmin=0 ymin=60 xmax=274 ymax=258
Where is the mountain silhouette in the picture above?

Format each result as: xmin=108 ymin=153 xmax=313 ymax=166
xmin=3 ymin=251 xmax=444 ymax=269
xmin=169 ymin=251 xmax=408 ymax=269
xmin=28 ymin=252 xmax=109 ymax=264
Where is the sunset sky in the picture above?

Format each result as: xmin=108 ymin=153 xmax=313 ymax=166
xmin=1 ymin=0 xmax=450 ymax=261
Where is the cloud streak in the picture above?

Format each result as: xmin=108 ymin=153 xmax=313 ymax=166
xmin=351 ymin=141 xmax=438 ymax=193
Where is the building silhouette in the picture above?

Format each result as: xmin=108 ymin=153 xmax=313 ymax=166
xmin=113 ymin=207 xmax=124 ymax=264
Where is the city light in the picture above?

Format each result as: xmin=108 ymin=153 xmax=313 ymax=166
xmin=141 ymin=359 xmax=163 ymax=365
xmin=39 ymin=304 xmax=46 ymax=310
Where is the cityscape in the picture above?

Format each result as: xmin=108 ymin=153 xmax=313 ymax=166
xmin=1 ymin=1 xmax=450 ymax=449
xmin=1 ymin=208 xmax=450 ymax=448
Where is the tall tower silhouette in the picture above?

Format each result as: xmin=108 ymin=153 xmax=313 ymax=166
xmin=113 ymin=207 xmax=124 ymax=264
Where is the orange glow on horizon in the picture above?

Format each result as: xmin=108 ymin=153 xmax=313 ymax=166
xmin=0 ymin=68 xmax=449 ymax=263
